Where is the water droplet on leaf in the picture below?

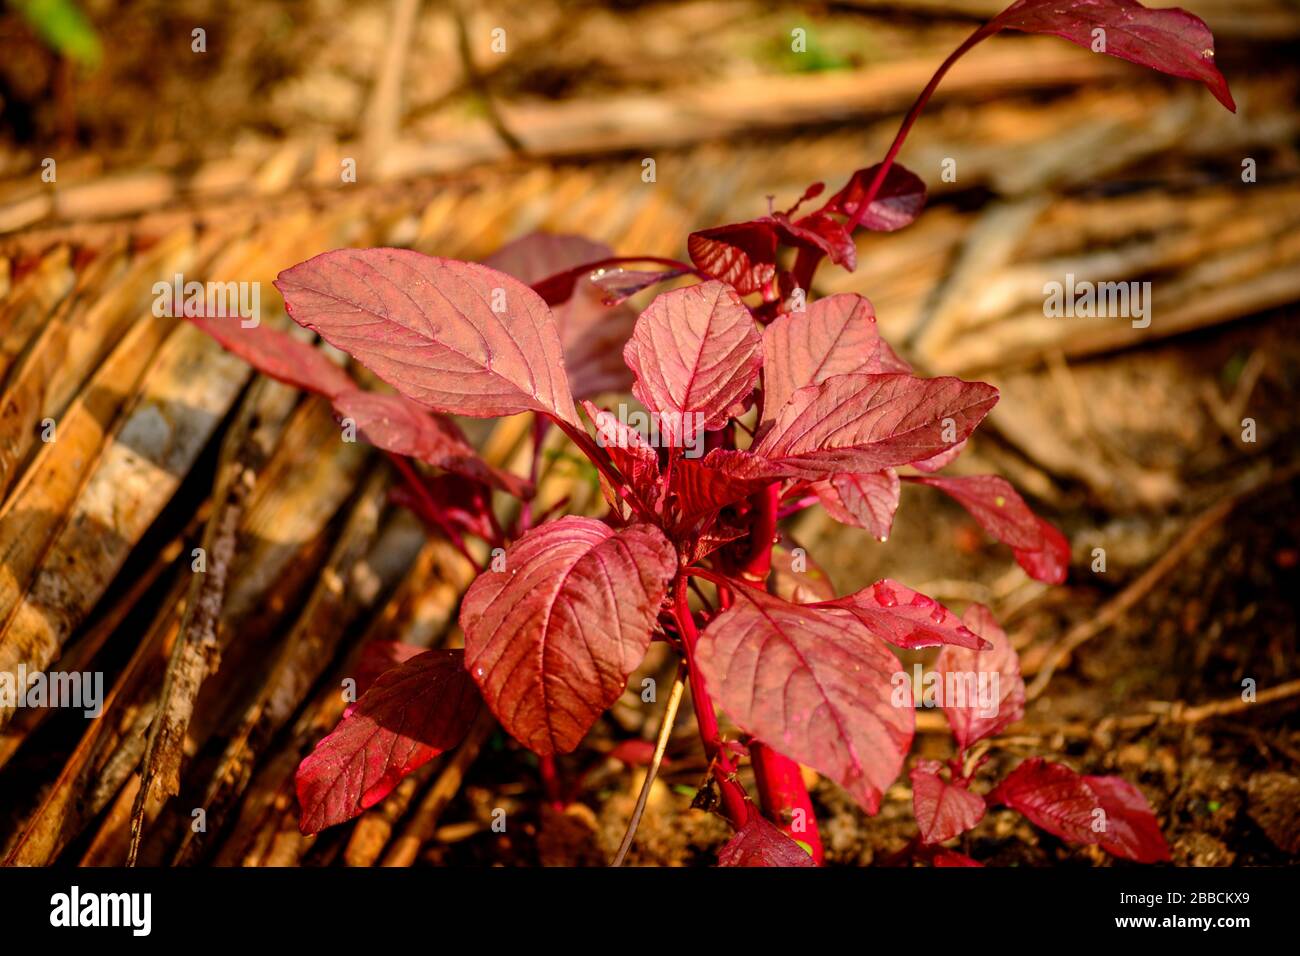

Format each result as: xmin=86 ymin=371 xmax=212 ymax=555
xmin=873 ymin=582 xmax=898 ymax=607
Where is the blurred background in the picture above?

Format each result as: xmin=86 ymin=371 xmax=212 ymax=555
xmin=0 ymin=0 xmax=1297 ymax=866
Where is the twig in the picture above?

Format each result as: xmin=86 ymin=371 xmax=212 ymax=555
xmin=611 ymin=661 xmax=686 ymax=867
xmin=1201 ymin=347 xmax=1268 ymax=442
xmin=1172 ymin=678 xmax=1300 ymax=724
xmin=1026 ymin=494 xmax=1237 ymax=701
xmin=126 ymin=381 xmax=266 ymax=865
xmin=1026 ymin=460 xmax=1300 ymax=702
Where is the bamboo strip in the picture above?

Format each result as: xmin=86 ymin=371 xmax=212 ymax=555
xmin=0 ymin=246 xmax=73 ymax=378
xmin=0 ymin=39 xmax=1130 ymax=234
xmin=129 ymin=379 xmax=282 ymax=864
xmin=34 ymin=388 xmax=373 ymax=865
xmin=0 ymin=526 xmax=187 ymax=772
xmin=0 ymin=310 xmax=178 ymax=637
xmin=170 ymin=469 xmax=392 ymax=865
xmin=2 ymin=569 xmax=188 ymax=865
xmin=0 ymin=319 xmax=250 ymax=730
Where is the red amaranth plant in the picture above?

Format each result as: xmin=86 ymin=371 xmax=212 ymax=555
xmin=192 ymin=0 xmax=1232 ymax=865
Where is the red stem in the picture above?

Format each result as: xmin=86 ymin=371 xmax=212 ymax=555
xmin=845 ymin=21 xmax=999 ymax=233
xmin=738 ymin=484 xmax=780 ymax=583
xmin=750 ymin=743 xmax=824 ymax=864
xmin=776 ymin=494 xmax=819 ymax=521
xmin=518 ymin=415 xmax=549 ymax=533
xmin=538 ymin=754 xmax=565 ymax=810
xmin=555 ymin=419 xmax=653 ymax=524
xmin=734 ymin=483 xmax=825 ymax=863
xmin=672 ymin=579 xmax=749 ymax=824
xmin=386 ymin=452 xmax=478 ymax=564
xmin=686 ymin=564 xmax=757 ymax=592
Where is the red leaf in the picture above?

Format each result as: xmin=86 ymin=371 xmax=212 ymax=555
xmin=904 ymin=474 xmax=1069 ymax=584
xmin=190 ymin=311 xmax=531 ymax=496
xmin=460 ymin=518 xmax=676 ymax=755
xmin=347 ymin=641 xmax=429 ymax=716
xmin=624 ymin=281 xmax=763 ymax=435
xmin=390 ymin=472 xmax=498 ymax=542
xmin=911 ymin=761 xmax=986 ymax=844
xmin=814 ymin=470 xmax=900 ymax=541
xmin=772 ymin=212 xmax=858 ymax=270
xmin=929 ymin=847 xmax=983 ymax=867
xmin=275 ymin=249 xmax=580 ymax=427
xmin=987 ymin=759 xmax=1164 ymax=863
xmin=783 ymin=182 xmax=826 ymax=217
xmin=685 ymin=518 xmax=749 ymax=565
xmin=1083 ymin=774 xmax=1171 ymax=863
xmin=485 ymin=233 xmax=639 ymax=398
xmin=607 ymin=739 xmax=667 ymax=768
xmin=187 ymin=315 xmax=353 ymax=398
xmin=530 ymin=260 xmax=683 ymax=308
xmin=333 ymin=388 xmax=529 ymax=496
xmin=688 ymin=171 xmax=923 ymax=291
xmin=686 ymin=222 xmax=779 ymax=295
xmin=988 ymin=757 xmax=1102 ymax=846
xmin=296 ymin=649 xmax=481 ymax=834
xmin=911 ymin=439 xmax=966 ymax=473
xmin=935 ymin=604 xmax=1026 ymax=752
xmin=484 ymin=232 xmax=611 ymax=288
xmin=993 ymin=0 xmax=1235 ymax=112
xmin=819 ymin=579 xmax=987 ymax=650
xmin=822 ymin=162 xmax=927 ymax=232
xmin=669 ymin=448 xmax=789 ymax=529
xmin=589 ymin=267 xmax=688 ymax=305
xmin=583 ymin=399 xmax=661 ymax=513
xmin=696 ymin=589 xmax=913 ymax=814
xmin=1013 ymin=516 xmax=1072 ymax=582
xmin=717 ymin=812 xmax=817 ymax=867
xmin=760 ymin=294 xmax=909 ymax=427
xmin=754 ymin=373 xmax=998 ymax=478
xmin=990 ymin=758 xmax=1170 ymax=861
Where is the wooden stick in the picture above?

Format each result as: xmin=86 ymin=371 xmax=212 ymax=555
xmin=127 ymin=378 xmax=269 ymax=865
xmin=1026 ymin=463 xmax=1300 ymax=700
xmin=611 ymin=661 xmax=685 ymax=867
xmin=170 ymin=470 xmax=391 ymax=865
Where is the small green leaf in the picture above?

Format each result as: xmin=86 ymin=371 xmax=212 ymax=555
xmin=17 ymin=0 xmax=102 ymax=67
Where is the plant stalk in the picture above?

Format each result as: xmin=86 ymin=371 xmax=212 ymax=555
xmin=672 ymin=579 xmax=749 ymax=824
xmin=845 ymin=21 xmax=1000 ymax=233
xmin=735 ymin=483 xmax=825 ymax=862
xmin=743 ymin=23 xmax=1005 ymax=856
xmin=386 ymin=452 xmax=478 ymax=564
xmin=749 ymin=743 xmax=824 ymax=863
xmin=538 ymin=754 xmax=564 ymax=809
